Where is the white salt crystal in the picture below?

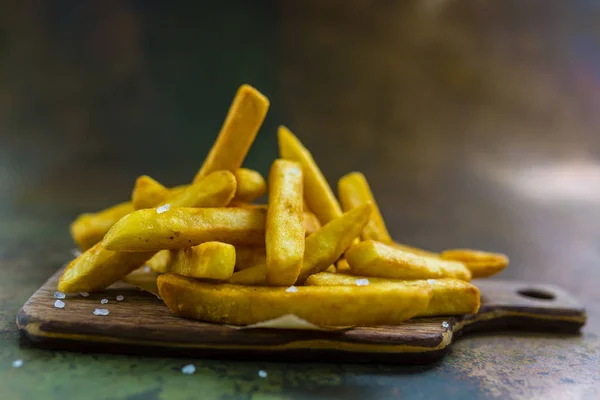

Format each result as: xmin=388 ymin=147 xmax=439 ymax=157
xmin=258 ymin=369 xmax=267 ymax=378
xmin=143 ymin=266 xmax=151 ymax=272
xmin=116 ymin=295 xmax=124 ymax=302
xmin=442 ymin=321 xmax=449 ymax=329
xmin=80 ymin=292 xmax=90 ymax=297
xmin=156 ymin=204 xmax=171 ymax=214
xmin=54 ymin=300 xmax=65 ymax=309
xmin=12 ymin=359 xmax=23 ymax=368
xmin=355 ymin=278 xmax=370 ymax=286
xmin=54 ymin=291 xmax=66 ymax=299
xmin=285 ymin=286 xmax=298 ymax=293
xmin=101 ymin=299 xmax=108 ymax=304
xmin=427 ymin=279 xmax=437 ymax=284
xmin=181 ymin=364 xmax=196 ymax=375
xmin=93 ymin=308 xmax=109 ymax=316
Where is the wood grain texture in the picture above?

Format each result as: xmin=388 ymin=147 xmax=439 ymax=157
xmin=17 ymin=269 xmax=586 ymax=364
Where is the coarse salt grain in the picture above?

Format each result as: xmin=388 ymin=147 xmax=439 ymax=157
xmin=93 ymin=308 xmax=109 ymax=316
xmin=285 ymin=286 xmax=298 ymax=293
xmin=12 ymin=359 xmax=23 ymax=368
xmin=258 ymin=369 xmax=267 ymax=378
xmin=143 ymin=266 xmax=151 ymax=272
xmin=54 ymin=300 xmax=65 ymax=309
xmin=80 ymin=292 xmax=90 ymax=297
xmin=101 ymin=299 xmax=108 ymax=304
xmin=442 ymin=321 xmax=449 ymax=329
xmin=157 ymin=204 xmax=171 ymax=214
xmin=427 ymin=279 xmax=437 ymax=284
xmin=116 ymin=295 xmax=124 ymax=301
xmin=54 ymin=291 xmax=66 ymax=299
xmin=355 ymin=278 xmax=370 ymax=286
xmin=181 ymin=364 xmax=196 ymax=375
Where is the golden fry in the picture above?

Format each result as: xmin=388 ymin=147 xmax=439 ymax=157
xmin=336 ymin=258 xmax=351 ymax=274
xmin=346 ymin=240 xmax=472 ymax=281
xmin=158 ymin=273 xmax=432 ymax=326
xmin=122 ymin=267 xmax=160 ymax=297
xmin=391 ymin=242 xmax=439 ymax=258
xmin=338 ymin=172 xmax=392 ymax=244
xmin=58 ymin=242 xmax=155 ymax=293
xmin=166 ymin=170 xmax=237 ymax=208
xmin=194 ymin=85 xmax=270 ymax=182
xmin=303 ymin=211 xmax=321 ymax=235
xmin=325 ymin=265 xmax=337 ymax=273
xmin=232 ymin=168 xmax=266 ymax=203
xmin=132 ymin=175 xmax=169 ymax=210
xmin=228 ymin=263 xmax=267 ymax=285
xmin=103 ymin=207 xmax=266 ymax=251
xmin=147 ymin=250 xmax=172 ymax=274
xmin=305 ymin=273 xmax=480 ymax=317
xmin=235 ymin=246 xmax=266 ymax=270
xmin=278 ymin=126 xmax=342 ymax=224
xmin=440 ymin=248 xmax=509 ymax=278
xmin=70 ymin=201 xmax=135 ymax=250
xmin=167 ymin=242 xmax=235 ymax=280
xmin=266 ymin=159 xmax=305 ymax=285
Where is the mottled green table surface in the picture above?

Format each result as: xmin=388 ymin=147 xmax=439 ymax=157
xmin=1 ymin=1 xmax=599 ymax=399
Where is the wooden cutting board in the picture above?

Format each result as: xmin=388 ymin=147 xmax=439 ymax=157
xmin=17 ymin=268 xmax=586 ymax=364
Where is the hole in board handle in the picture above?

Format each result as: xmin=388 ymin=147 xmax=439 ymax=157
xmin=517 ymin=288 xmax=556 ymax=301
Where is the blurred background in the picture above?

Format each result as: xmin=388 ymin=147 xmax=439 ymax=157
xmin=1 ymin=0 xmax=599 ymax=306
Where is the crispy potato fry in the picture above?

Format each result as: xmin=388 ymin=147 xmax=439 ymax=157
xmin=391 ymin=242 xmax=439 ymax=258
xmin=147 ymin=250 xmax=172 ymax=274
xmin=336 ymin=258 xmax=351 ymax=274
xmin=228 ymin=263 xmax=267 ymax=285
xmin=194 ymin=85 xmax=270 ymax=182
xmin=132 ymin=175 xmax=170 ymax=210
xmin=325 ymin=265 xmax=337 ymax=273
xmin=60 ymin=172 xmax=237 ymax=292
xmin=235 ymin=246 xmax=266 ymax=270
xmin=305 ymin=273 xmax=480 ymax=317
xmin=122 ymin=267 xmax=160 ymax=297
xmin=233 ymin=168 xmax=266 ymax=203
xmin=103 ymin=207 xmax=266 ymax=251
xmin=440 ymin=248 xmax=509 ymax=278
xmin=338 ymin=172 xmax=392 ymax=244
xmin=303 ymin=211 xmax=321 ymax=235
xmin=266 ymin=159 xmax=305 ymax=285
xmin=158 ymin=273 xmax=432 ymax=326
xmin=70 ymin=201 xmax=135 ymax=250
xmin=167 ymin=242 xmax=235 ymax=280
xmin=58 ymin=242 xmax=155 ymax=293
xmin=278 ymin=126 xmax=342 ymax=224
xmin=346 ymin=240 xmax=472 ymax=281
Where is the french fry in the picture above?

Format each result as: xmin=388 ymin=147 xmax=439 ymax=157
xmin=278 ymin=126 xmax=342 ymax=224
xmin=158 ymin=273 xmax=432 ymax=326
xmin=391 ymin=242 xmax=439 ymax=258
xmin=147 ymin=250 xmax=172 ymax=273
xmin=303 ymin=211 xmax=321 ymax=235
xmin=226 ymin=203 xmax=373 ymax=286
xmin=193 ymin=85 xmax=270 ymax=182
xmin=325 ymin=265 xmax=337 ymax=273
xmin=440 ymin=249 xmax=509 ymax=278
xmin=132 ymin=175 xmax=170 ymax=210
xmin=122 ymin=267 xmax=160 ymax=297
xmin=346 ymin=240 xmax=472 ymax=281
xmin=59 ymin=172 xmax=238 ymax=293
xmin=235 ymin=246 xmax=266 ymax=270
xmin=167 ymin=242 xmax=235 ymax=280
xmin=305 ymin=272 xmax=480 ymax=317
xmin=102 ymin=207 xmax=266 ymax=251
xmin=70 ymin=201 xmax=135 ymax=250
xmin=336 ymin=258 xmax=351 ymax=274
xmin=266 ymin=159 xmax=305 ymax=285
xmin=233 ymin=168 xmax=266 ymax=203
xmin=338 ymin=172 xmax=392 ymax=244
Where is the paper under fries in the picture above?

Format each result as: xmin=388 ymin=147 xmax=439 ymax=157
xmin=193 ymin=85 xmax=269 ymax=182
xmin=158 ymin=273 xmax=432 ymax=326
xmin=304 ymin=273 xmax=480 ymax=317
xmin=338 ymin=172 xmax=392 ymax=244
xmin=346 ymin=240 xmax=472 ymax=281
xmin=166 ymin=242 xmax=235 ymax=280
xmin=132 ymin=175 xmax=169 ymax=210
xmin=440 ymin=249 xmax=509 ymax=278
xmin=71 ymin=201 xmax=135 ymax=250
xmin=266 ymin=160 xmax=305 ymax=285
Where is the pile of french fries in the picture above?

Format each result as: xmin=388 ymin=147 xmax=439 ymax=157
xmin=59 ymin=84 xmax=509 ymax=327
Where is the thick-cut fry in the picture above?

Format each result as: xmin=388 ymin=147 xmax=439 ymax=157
xmin=58 ymin=242 xmax=155 ymax=293
xmin=122 ymin=267 xmax=160 ymax=297
xmin=132 ymin=176 xmax=170 ymax=210
xmin=59 ymin=172 xmax=238 ymax=293
xmin=325 ymin=265 xmax=337 ymax=273
xmin=228 ymin=263 xmax=267 ymax=285
xmin=346 ymin=240 xmax=472 ymax=281
xmin=194 ymin=85 xmax=270 ymax=182
xmin=391 ymin=242 xmax=439 ymax=258
xmin=235 ymin=246 xmax=266 ymax=270
xmin=167 ymin=242 xmax=235 ymax=280
xmin=336 ymin=258 xmax=351 ymax=274
xmin=158 ymin=273 xmax=432 ymax=326
xmin=303 ymin=211 xmax=321 ymax=235
xmin=103 ymin=207 xmax=266 ymax=251
xmin=278 ymin=126 xmax=342 ymax=224
xmin=305 ymin=273 xmax=480 ymax=317
xmin=266 ymin=159 xmax=305 ymax=285
xmin=233 ymin=168 xmax=266 ymax=203
xmin=338 ymin=172 xmax=392 ymax=244
xmin=71 ymin=201 xmax=134 ymax=250
xmin=440 ymin=249 xmax=509 ymax=278
xmin=147 ymin=250 xmax=172 ymax=273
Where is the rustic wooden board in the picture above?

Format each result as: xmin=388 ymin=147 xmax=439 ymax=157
xmin=17 ymin=268 xmax=587 ymax=364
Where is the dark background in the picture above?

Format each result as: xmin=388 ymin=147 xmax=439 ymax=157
xmin=1 ymin=1 xmax=599 ymax=399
